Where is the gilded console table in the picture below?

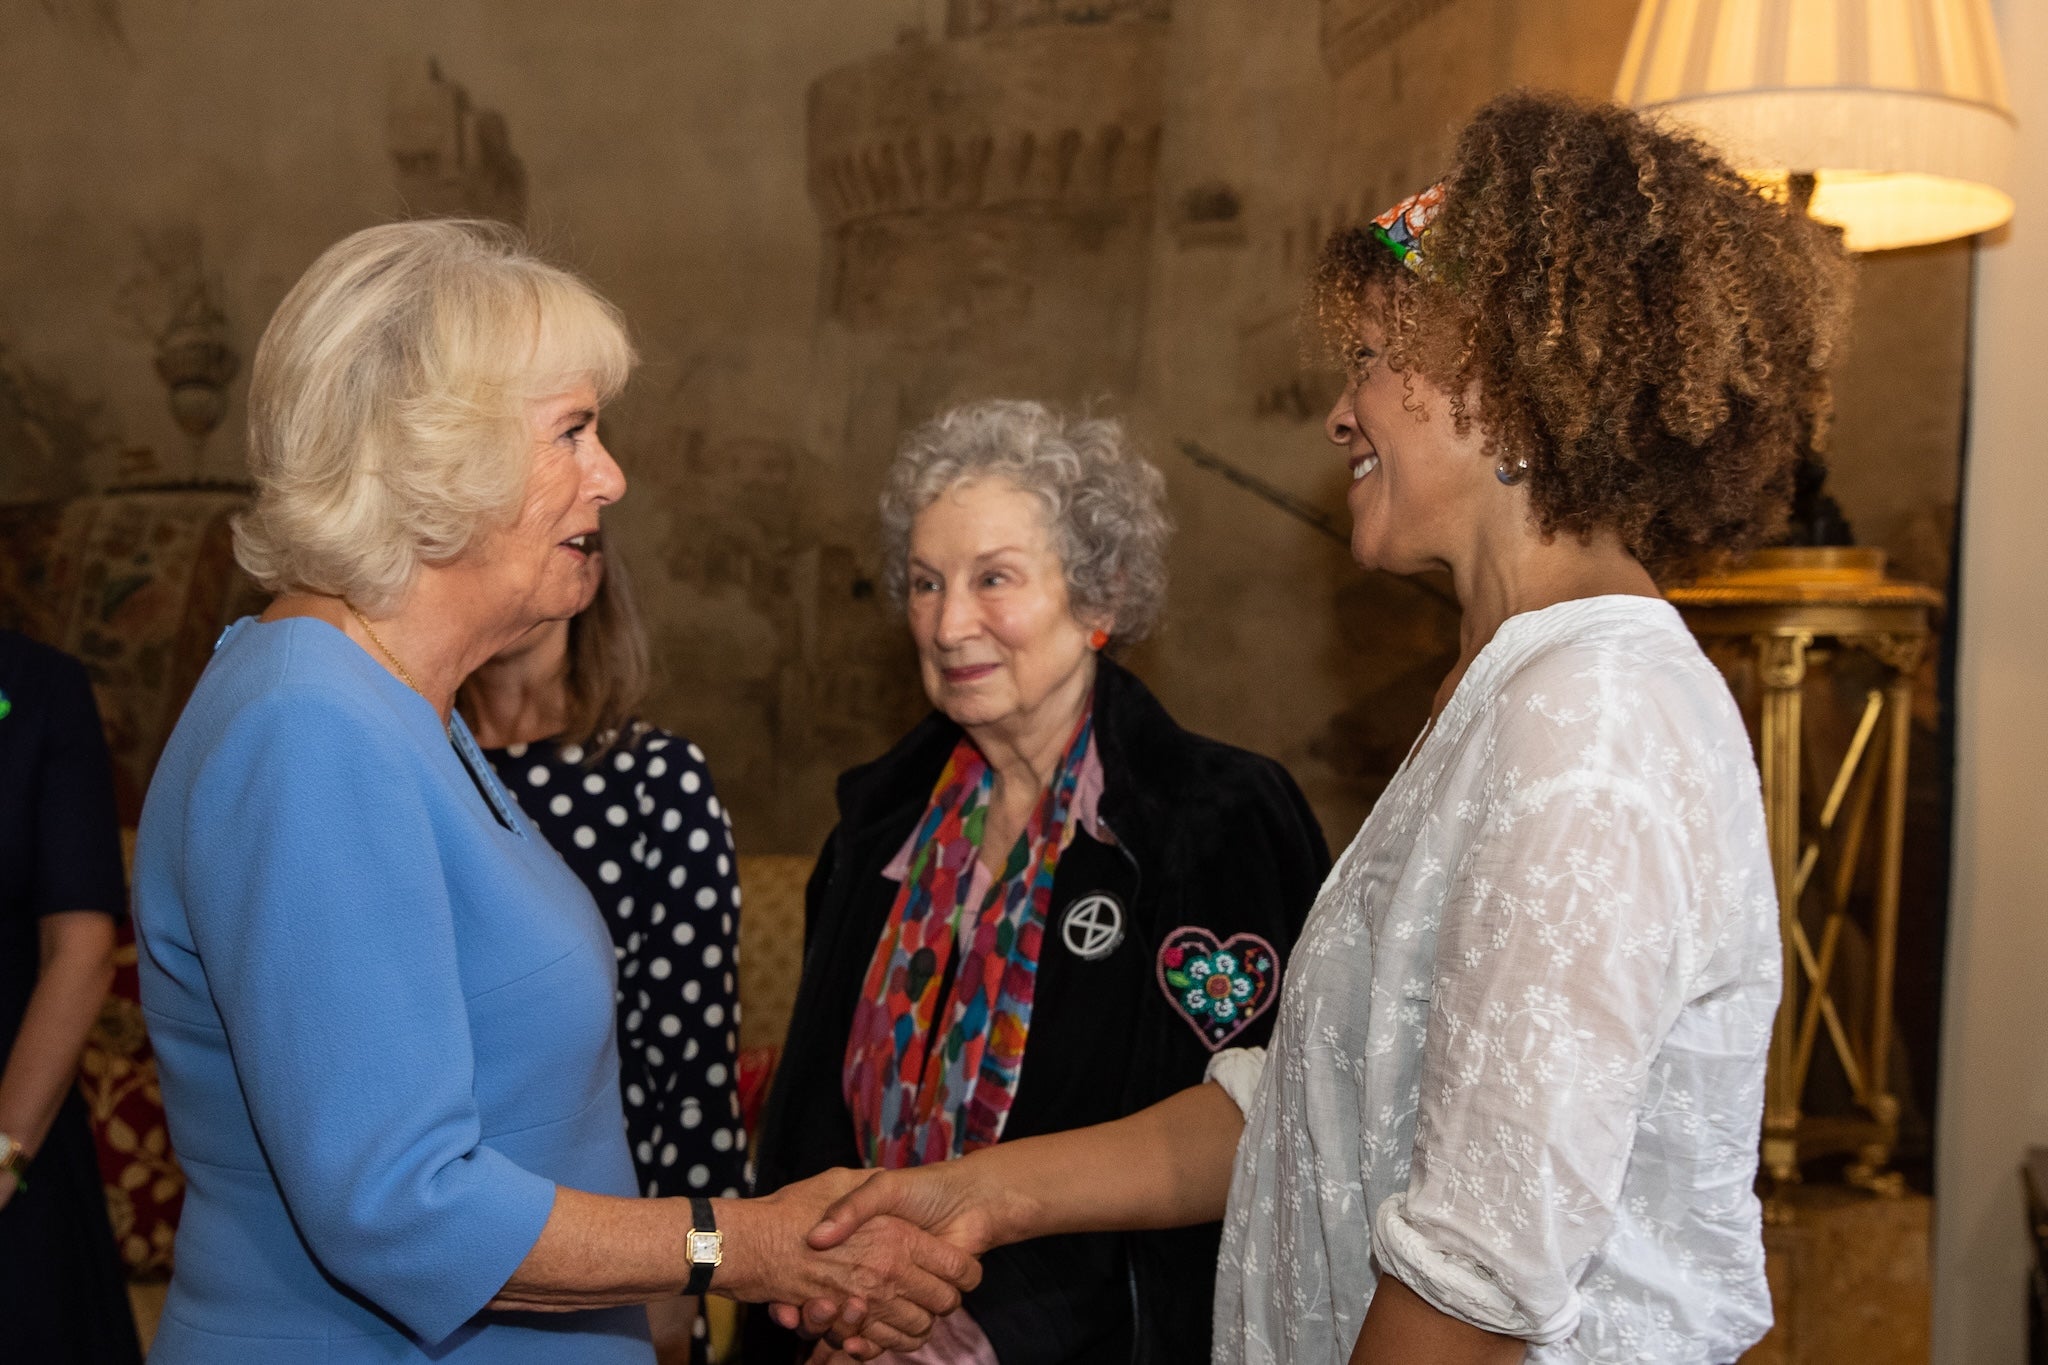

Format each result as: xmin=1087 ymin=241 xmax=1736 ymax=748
xmin=1668 ymin=549 xmax=1941 ymax=1200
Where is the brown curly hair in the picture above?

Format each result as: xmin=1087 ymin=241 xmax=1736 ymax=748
xmin=1311 ymin=90 xmax=1856 ymax=581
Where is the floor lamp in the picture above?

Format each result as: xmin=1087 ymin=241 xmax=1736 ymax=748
xmin=1616 ymin=0 xmax=2016 ymax=1204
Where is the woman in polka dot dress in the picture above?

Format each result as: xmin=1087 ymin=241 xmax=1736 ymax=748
xmin=461 ymin=551 xmax=745 ymax=1363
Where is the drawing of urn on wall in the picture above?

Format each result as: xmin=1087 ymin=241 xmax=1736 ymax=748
xmin=153 ymin=296 xmax=239 ymax=470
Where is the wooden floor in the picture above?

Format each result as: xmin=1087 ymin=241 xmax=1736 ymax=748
xmin=127 ymin=1279 xmax=166 ymax=1352
xmin=1743 ymin=1186 xmax=1932 ymax=1365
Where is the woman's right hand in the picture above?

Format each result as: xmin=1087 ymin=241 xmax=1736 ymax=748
xmin=805 ymin=1159 xmax=1010 ymax=1259
xmin=769 ymin=1084 xmax=1241 ymax=1354
xmin=766 ymin=1156 xmax=1026 ymax=1355
xmin=716 ymin=1168 xmax=982 ymax=1356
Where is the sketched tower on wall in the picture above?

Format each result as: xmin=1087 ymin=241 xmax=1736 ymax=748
xmin=805 ymin=2 xmax=1170 ymax=483
xmin=388 ymin=59 xmax=529 ymax=228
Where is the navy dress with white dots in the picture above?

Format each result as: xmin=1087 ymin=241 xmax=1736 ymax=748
xmin=483 ymin=727 xmax=747 ymax=1201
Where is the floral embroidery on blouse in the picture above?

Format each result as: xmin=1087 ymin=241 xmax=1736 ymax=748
xmin=1213 ymin=597 xmax=1780 ymax=1365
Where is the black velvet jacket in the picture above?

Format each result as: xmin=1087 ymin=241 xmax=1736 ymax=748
xmin=750 ymin=659 xmax=1330 ymax=1365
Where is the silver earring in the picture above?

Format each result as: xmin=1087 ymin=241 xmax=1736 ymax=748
xmin=1495 ymin=455 xmax=1530 ymax=486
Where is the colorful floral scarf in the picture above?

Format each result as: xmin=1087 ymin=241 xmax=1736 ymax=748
xmin=843 ymin=713 xmax=1096 ymax=1168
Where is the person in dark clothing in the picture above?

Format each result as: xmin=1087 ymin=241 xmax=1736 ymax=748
xmin=0 ymin=629 xmax=145 ymax=1364
xmin=750 ymin=401 xmax=1329 ymax=1365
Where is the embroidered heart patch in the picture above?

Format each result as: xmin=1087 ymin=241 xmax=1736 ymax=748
xmin=1156 ymin=927 xmax=1278 ymax=1050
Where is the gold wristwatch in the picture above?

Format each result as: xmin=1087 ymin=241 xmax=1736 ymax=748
xmin=684 ymin=1195 xmax=722 ymax=1295
xmin=0 ymin=1131 xmax=29 ymax=1191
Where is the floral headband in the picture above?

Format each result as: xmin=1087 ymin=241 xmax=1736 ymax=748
xmin=1368 ymin=181 xmax=1446 ymax=275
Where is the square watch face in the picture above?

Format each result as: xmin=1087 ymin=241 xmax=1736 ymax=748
xmin=687 ymin=1230 xmax=723 ymax=1265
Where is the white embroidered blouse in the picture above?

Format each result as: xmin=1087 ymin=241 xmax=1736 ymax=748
xmin=1213 ymin=596 xmax=1780 ymax=1365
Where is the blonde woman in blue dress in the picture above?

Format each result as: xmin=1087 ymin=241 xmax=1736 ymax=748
xmin=133 ymin=220 xmax=977 ymax=1364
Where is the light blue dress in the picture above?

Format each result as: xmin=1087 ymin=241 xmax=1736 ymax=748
xmin=133 ymin=617 xmax=655 ymax=1363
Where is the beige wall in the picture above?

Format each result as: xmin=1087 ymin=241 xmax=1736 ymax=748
xmin=0 ymin=0 xmax=1975 ymax=867
xmin=1933 ymin=1 xmax=2048 ymax=1359
xmin=0 ymin=0 xmax=934 ymax=848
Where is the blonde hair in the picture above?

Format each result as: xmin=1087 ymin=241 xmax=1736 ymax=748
xmin=235 ymin=219 xmax=635 ymax=611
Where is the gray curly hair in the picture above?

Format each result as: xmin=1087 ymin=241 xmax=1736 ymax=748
xmin=879 ymin=400 xmax=1172 ymax=646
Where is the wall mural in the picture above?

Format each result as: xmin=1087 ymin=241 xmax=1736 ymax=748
xmin=945 ymin=0 xmax=1171 ymax=37
xmin=1321 ymin=0 xmax=1466 ymax=76
xmin=0 ymin=347 xmax=111 ymax=504
xmin=0 ymin=0 xmax=1967 ymax=1177
xmin=31 ymin=0 xmax=125 ymax=47
xmin=115 ymin=228 xmax=239 ymax=482
xmin=387 ymin=59 xmax=528 ymax=228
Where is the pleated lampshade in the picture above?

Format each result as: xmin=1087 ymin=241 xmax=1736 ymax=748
xmin=1616 ymin=0 xmax=2016 ymax=250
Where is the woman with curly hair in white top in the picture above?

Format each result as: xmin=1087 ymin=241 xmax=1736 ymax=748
xmin=779 ymin=89 xmax=1853 ymax=1365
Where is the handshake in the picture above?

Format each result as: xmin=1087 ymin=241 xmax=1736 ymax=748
xmin=718 ymin=1155 xmax=1026 ymax=1362
xmin=708 ymin=1083 xmax=1235 ymax=1358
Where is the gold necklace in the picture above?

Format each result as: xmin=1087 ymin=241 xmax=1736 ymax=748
xmin=343 ymin=601 xmax=427 ymax=698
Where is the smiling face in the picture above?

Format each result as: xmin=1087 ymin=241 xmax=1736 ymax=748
xmin=906 ymin=477 xmax=1103 ymax=751
xmin=1324 ymin=314 xmax=1502 ymax=576
xmin=465 ymin=377 xmax=624 ymax=632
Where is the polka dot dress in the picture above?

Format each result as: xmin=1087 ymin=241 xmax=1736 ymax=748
xmin=484 ymin=726 xmax=748 ymax=1201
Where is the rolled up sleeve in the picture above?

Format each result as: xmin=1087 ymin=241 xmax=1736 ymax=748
xmin=1370 ymin=754 xmax=1696 ymax=1344
xmin=1203 ymin=1047 xmax=1267 ymax=1114
xmin=183 ymin=685 xmax=556 ymax=1345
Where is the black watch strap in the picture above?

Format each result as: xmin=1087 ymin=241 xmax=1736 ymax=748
xmin=685 ymin=1195 xmax=718 ymax=1296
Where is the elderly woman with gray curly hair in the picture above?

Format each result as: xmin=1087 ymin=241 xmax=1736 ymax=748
xmin=750 ymin=400 xmax=1331 ymax=1365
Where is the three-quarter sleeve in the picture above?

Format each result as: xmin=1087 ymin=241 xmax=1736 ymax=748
xmin=179 ymin=685 xmax=557 ymax=1345
xmin=31 ymin=651 xmax=126 ymax=919
xmin=1370 ymin=705 xmax=1703 ymax=1344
